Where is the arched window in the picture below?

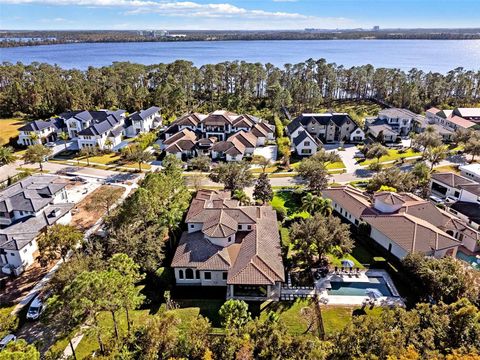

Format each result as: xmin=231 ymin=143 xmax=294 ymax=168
xmin=446 ymin=230 xmax=454 ymax=236
xmin=178 ymin=270 xmax=184 ymax=279
xmin=185 ymin=268 xmax=194 ymax=279
xmin=195 ymin=270 xmax=200 ymax=279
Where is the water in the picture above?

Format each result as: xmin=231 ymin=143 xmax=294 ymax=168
xmin=456 ymin=250 xmax=480 ymax=270
xmin=0 ymin=40 xmax=479 ymax=72
xmin=327 ymin=276 xmax=393 ymax=296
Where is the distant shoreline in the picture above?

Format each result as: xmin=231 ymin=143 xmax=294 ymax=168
xmin=1 ymin=29 xmax=480 ymax=48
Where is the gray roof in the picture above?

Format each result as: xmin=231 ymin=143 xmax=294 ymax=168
xmin=0 ymin=203 xmax=74 ymax=251
xmin=129 ymin=106 xmax=160 ymax=121
xmin=18 ymin=120 xmax=55 ymax=132
xmin=292 ymin=130 xmax=321 ymax=147
xmin=0 ymin=175 xmax=68 ymax=214
xmin=378 ymin=108 xmax=422 ymax=120
xmin=287 ymin=113 xmax=354 ymax=134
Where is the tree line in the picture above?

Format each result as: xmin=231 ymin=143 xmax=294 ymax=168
xmin=1 ymin=60 xmax=479 ymax=122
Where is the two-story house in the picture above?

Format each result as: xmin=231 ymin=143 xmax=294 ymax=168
xmin=161 ymin=110 xmax=275 ymax=161
xmin=365 ymin=108 xmax=425 ymax=143
xmin=171 ymin=190 xmax=285 ymax=301
xmin=286 ymin=113 xmax=364 ymax=155
xmin=124 ymin=106 xmax=162 ymax=137
xmin=0 ymin=175 xmax=74 ymax=275
xmin=425 ymin=108 xmax=476 ymax=132
xmin=17 ymin=118 xmax=65 ymax=146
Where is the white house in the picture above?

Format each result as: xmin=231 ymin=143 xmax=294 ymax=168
xmin=291 ymin=130 xmax=322 ymax=156
xmin=430 ymin=172 xmax=476 ymax=200
xmin=426 ymin=108 xmax=476 ymax=132
xmin=0 ymin=175 xmax=74 ymax=275
xmin=17 ymin=119 xmax=64 ymax=146
xmin=125 ymin=106 xmax=162 ymax=138
xmin=459 ymin=164 xmax=480 ymax=183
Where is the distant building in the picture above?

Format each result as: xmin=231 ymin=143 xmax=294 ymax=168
xmin=373 ymin=26 xmax=380 ymax=31
xmin=365 ymin=108 xmax=424 ymax=143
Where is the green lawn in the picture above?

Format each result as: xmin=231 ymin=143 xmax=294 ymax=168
xmin=0 ymin=118 xmax=25 ymax=145
xmin=53 ymin=150 xmax=151 ymax=171
xmin=259 ymin=299 xmax=383 ymax=335
xmin=270 ymin=191 xmax=310 ymax=219
xmin=290 ymin=159 xmax=346 ymax=170
xmin=362 ymin=148 xmax=422 ymax=165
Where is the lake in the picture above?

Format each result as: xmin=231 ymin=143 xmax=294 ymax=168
xmin=1 ymin=39 xmax=479 ymax=72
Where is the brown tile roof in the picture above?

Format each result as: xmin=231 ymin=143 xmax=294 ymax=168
xmin=459 ymin=183 xmax=480 ymax=197
xmin=448 ymin=115 xmax=476 ymax=129
xmin=172 ymin=191 xmax=284 ymax=285
xmin=323 ymin=186 xmax=468 ymax=256
xmin=251 ymin=123 xmax=269 ymax=138
xmin=431 ymin=172 xmax=476 ymax=188
xmin=228 ymin=131 xmax=257 ymax=148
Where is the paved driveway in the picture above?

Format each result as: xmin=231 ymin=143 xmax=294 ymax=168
xmin=253 ymin=145 xmax=278 ymax=161
xmin=325 ymin=144 xmax=360 ymax=174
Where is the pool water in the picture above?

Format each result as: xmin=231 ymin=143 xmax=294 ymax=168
xmin=456 ymin=251 xmax=480 ymax=269
xmin=327 ymin=276 xmax=393 ymax=296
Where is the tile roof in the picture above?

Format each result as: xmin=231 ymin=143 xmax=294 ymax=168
xmin=228 ymin=131 xmax=257 ymax=148
xmin=431 ymin=172 xmax=476 ymax=188
xmin=323 ymin=186 xmax=470 ymax=256
xmin=172 ymin=190 xmax=284 ymax=285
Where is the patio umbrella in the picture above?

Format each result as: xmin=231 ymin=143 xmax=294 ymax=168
xmin=365 ymin=288 xmax=383 ymax=299
xmin=341 ymin=259 xmax=355 ymax=268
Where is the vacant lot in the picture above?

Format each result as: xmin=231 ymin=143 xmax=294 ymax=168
xmin=0 ymin=118 xmax=25 ymax=145
xmin=361 ymin=148 xmax=422 ymax=165
xmin=71 ymin=185 xmax=124 ymax=230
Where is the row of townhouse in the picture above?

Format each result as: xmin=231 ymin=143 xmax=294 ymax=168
xmin=430 ymin=168 xmax=480 ymax=245
xmin=158 ymin=110 xmax=275 ymax=161
xmin=0 ymin=175 xmax=74 ymax=275
xmin=286 ymin=112 xmax=365 ymax=156
xmin=17 ymin=106 xmax=162 ymax=150
xmin=323 ymin=186 xmax=479 ymax=260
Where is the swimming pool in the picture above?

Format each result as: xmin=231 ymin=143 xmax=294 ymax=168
xmin=327 ymin=276 xmax=393 ymax=296
xmin=456 ymin=251 xmax=480 ymax=270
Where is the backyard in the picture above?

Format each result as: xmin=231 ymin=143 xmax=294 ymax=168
xmin=270 ymin=190 xmax=310 ymax=219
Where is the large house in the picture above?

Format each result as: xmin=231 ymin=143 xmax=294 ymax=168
xmin=17 ymin=118 xmax=65 ymax=146
xmin=322 ymin=186 xmax=474 ymax=259
xmin=459 ymin=164 xmax=480 ymax=183
xmin=0 ymin=175 xmax=74 ymax=275
xmin=161 ymin=110 xmax=275 ymax=161
xmin=425 ymin=108 xmax=477 ymax=132
xmin=430 ymin=172 xmax=480 ymax=240
xmin=451 ymin=108 xmax=480 ymax=124
xmin=171 ymin=190 xmax=285 ymax=301
xmin=286 ymin=113 xmax=364 ymax=155
xmin=365 ymin=108 xmax=424 ymax=143
xmin=18 ymin=107 xmax=161 ymax=151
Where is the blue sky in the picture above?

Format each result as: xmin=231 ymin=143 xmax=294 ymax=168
xmin=1 ymin=0 xmax=479 ymax=30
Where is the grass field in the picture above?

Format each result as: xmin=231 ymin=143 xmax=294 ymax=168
xmin=0 ymin=118 xmax=25 ymax=145
xmin=361 ymin=148 xmax=422 ymax=165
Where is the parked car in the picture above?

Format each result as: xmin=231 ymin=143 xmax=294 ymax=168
xmin=429 ymin=195 xmax=444 ymax=205
xmin=26 ymin=295 xmax=44 ymax=321
xmin=354 ymin=151 xmax=365 ymax=159
xmin=0 ymin=334 xmax=16 ymax=350
xmin=45 ymin=142 xmax=56 ymax=148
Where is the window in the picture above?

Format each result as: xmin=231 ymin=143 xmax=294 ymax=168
xmin=238 ymin=225 xmax=242 ymax=230
xmin=204 ymin=272 xmax=211 ymax=280
xmin=247 ymin=225 xmax=252 ymax=230
xmin=195 ymin=270 xmax=200 ymax=279
xmin=179 ymin=270 xmax=184 ymax=279
xmin=388 ymin=244 xmax=392 ymax=253
xmin=304 ymin=141 xmax=311 ymax=146
xmin=10 ymin=253 xmax=14 ymax=256
xmin=301 ymin=149 xmax=311 ymax=154
xmin=185 ymin=268 xmax=194 ymax=279
xmin=222 ymin=272 xmax=228 ymax=280
xmin=190 ymin=224 xmax=195 ymax=229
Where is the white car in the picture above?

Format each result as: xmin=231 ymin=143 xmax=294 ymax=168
xmin=429 ymin=195 xmax=444 ymax=205
xmin=0 ymin=334 xmax=16 ymax=349
xmin=26 ymin=295 xmax=44 ymax=321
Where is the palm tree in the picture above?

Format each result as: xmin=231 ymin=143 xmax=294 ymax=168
xmin=425 ymin=145 xmax=449 ymax=171
xmin=104 ymin=139 xmax=114 ymax=152
xmin=301 ymin=193 xmax=333 ymax=215
xmin=59 ymin=132 xmax=69 ymax=150
xmin=0 ymin=146 xmax=16 ymax=166
xmin=29 ymin=132 xmax=40 ymax=145
xmin=301 ymin=192 xmax=318 ymax=214
xmin=79 ymin=146 xmax=98 ymax=166
xmin=233 ymin=189 xmax=251 ymax=206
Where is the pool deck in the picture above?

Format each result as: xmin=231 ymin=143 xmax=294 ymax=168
xmin=315 ymin=269 xmax=404 ymax=307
